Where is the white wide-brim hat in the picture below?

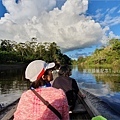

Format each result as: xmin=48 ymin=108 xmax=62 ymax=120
xmin=25 ymin=60 xmax=55 ymax=82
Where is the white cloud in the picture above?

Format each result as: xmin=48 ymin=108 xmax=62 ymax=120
xmin=118 ymin=10 xmax=120 ymax=13
xmin=94 ymin=5 xmax=120 ymax=29
xmin=108 ymin=31 xmax=120 ymax=39
xmin=0 ymin=0 xmax=108 ymax=52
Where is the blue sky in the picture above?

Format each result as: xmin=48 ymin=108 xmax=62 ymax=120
xmin=0 ymin=1 xmax=6 ymax=17
xmin=0 ymin=0 xmax=120 ymax=59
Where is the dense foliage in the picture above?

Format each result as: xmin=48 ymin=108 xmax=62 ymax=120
xmin=0 ymin=39 xmax=71 ymax=65
xmin=78 ymin=39 xmax=120 ymax=67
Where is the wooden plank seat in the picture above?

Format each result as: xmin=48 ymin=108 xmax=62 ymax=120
xmin=69 ymin=103 xmax=86 ymax=114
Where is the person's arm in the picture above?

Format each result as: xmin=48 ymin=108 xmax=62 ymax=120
xmin=72 ymin=78 xmax=79 ymax=94
xmin=72 ymin=78 xmax=86 ymax=98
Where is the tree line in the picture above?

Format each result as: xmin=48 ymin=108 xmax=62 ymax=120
xmin=77 ymin=38 xmax=120 ymax=67
xmin=0 ymin=39 xmax=71 ymax=65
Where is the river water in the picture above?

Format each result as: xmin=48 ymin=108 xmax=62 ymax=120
xmin=0 ymin=65 xmax=120 ymax=115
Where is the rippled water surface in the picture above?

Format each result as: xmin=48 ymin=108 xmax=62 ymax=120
xmin=71 ymin=66 xmax=120 ymax=115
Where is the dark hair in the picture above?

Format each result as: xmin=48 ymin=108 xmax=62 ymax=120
xmin=53 ymin=63 xmax=60 ymax=70
xmin=30 ymin=69 xmax=51 ymax=89
xmin=58 ymin=65 xmax=71 ymax=77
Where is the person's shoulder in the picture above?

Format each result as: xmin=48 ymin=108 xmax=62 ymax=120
xmin=51 ymin=87 xmax=65 ymax=95
xmin=49 ymin=88 xmax=67 ymax=100
xmin=21 ymin=89 xmax=32 ymax=97
xmin=54 ymin=76 xmax=62 ymax=81
xmin=51 ymin=87 xmax=63 ymax=91
xmin=20 ymin=90 xmax=34 ymax=101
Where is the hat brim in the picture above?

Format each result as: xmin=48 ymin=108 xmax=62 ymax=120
xmin=45 ymin=62 xmax=55 ymax=70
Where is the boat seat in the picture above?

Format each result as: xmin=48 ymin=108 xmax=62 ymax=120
xmin=69 ymin=103 xmax=86 ymax=114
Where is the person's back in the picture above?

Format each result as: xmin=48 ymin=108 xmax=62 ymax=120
xmin=52 ymin=65 xmax=79 ymax=111
xmin=14 ymin=60 xmax=69 ymax=120
xmin=14 ymin=87 xmax=68 ymax=120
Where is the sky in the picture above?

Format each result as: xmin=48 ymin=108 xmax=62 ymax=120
xmin=0 ymin=0 xmax=120 ymax=59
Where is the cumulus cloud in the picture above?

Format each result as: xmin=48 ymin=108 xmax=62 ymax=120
xmin=0 ymin=0 xmax=108 ymax=52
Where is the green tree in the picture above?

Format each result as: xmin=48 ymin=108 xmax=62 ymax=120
xmin=0 ymin=40 xmax=14 ymax=52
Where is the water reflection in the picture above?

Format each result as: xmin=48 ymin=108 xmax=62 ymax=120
xmin=76 ymin=65 xmax=120 ymax=92
xmin=0 ymin=68 xmax=30 ymax=106
xmin=0 ymin=69 xmax=30 ymax=94
xmin=71 ymin=65 xmax=120 ymax=114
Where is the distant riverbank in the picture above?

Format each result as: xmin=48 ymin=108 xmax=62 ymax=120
xmin=0 ymin=63 xmax=27 ymax=71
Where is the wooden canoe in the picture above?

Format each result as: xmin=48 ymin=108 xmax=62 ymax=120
xmin=0 ymin=89 xmax=100 ymax=120
xmin=70 ymin=90 xmax=100 ymax=120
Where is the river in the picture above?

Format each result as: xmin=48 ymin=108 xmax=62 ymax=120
xmin=0 ymin=65 xmax=120 ymax=115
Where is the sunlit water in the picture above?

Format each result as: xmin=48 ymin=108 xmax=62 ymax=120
xmin=0 ymin=65 xmax=120 ymax=115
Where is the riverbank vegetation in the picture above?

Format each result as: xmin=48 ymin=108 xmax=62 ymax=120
xmin=77 ymin=38 xmax=120 ymax=68
xmin=0 ymin=38 xmax=71 ymax=65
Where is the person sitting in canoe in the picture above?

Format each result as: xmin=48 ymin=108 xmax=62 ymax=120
xmin=14 ymin=60 xmax=69 ymax=120
xmin=52 ymin=65 xmax=79 ymax=111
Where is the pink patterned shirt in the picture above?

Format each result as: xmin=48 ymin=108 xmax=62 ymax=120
xmin=14 ymin=87 xmax=69 ymax=120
